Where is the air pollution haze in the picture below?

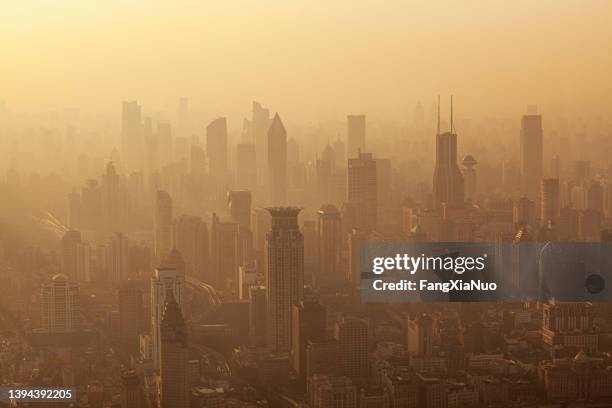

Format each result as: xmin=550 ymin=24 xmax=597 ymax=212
xmin=2 ymin=2 xmax=612 ymax=408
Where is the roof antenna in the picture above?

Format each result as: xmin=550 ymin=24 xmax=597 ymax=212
xmin=437 ymin=95 xmax=440 ymax=135
xmin=450 ymin=95 xmax=454 ymax=134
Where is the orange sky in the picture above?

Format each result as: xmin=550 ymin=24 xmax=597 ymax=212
xmin=2 ymin=1 xmax=612 ymax=122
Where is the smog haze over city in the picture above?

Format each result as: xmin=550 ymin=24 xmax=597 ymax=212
xmin=2 ymin=2 xmax=612 ymax=408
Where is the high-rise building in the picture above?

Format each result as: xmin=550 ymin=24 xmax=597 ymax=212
xmin=335 ymin=317 xmax=369 ymax=383
xmin=541 ymin=178 xmax=560 ymax=226
xmin=292 ymin=301 xmax=327 ymax=380
xmin=239 ymin=260 xmax=260 ymax=300
xmin=461 ymin=155 xmax=477 ymax=202
xmin=514 ymin=196 xmax=536 ymax=227
xmin=406 ymin=314 xmax=434 ymax=356
xmin=206 ymin=117 xmax=228 ymax=192
xmin=228 ymin=190 xmax=252 ymax=230
xmin=266 ymin=207 xmax=304 ymax=352
xmin=118 ymin=281 xmax=143 ymax=356
xmin=159 ymin=295 xmax=189 ymax=408
xmin=60 ymin=230 xmax=91 ymax=282
xmin=317 ymin=205 xmax=342 ymax=287
xmin=251 ymin=101 xmax=271 ymax=188
xmin=347 ymin=152 xmax=377 ymax=231
xmin=268 ymin=113 xmax=287 ymax=205
xmin=155 ymin=191 xmax=173 ymax=262
xmin=210 ymin=213 xmax=240 ymax=290
xmin=172 ymin=215 xmax=208 ymax=279
xmin=542 ymin=301 xmax=598 ymax=356
xmin=120 ymin=370 xmax=144 ymax=408
xmin=520 ymin=115 xmax=544 ymax=200
xmin=40 ymin=274 xmax=80 ymax=333
xmin=308 ymin=375 xmax=357 ymax=408
xmin=306 ymin=338 xmax=339 ymax=379
xmin=235 ymin=144 xmax=257 ymax=190
xmin=347 ymin=115 xmax=366 ymax=159
xmin=122 ymin=101 xmax=143 ymax=171
xmin=433 ymin=125 xmax=464 ymax=210
xmin=108 ymin=232 xmax=129 ymax=282
xmin=248 ymin=285 xmax=267 ymax=346
xmin=151 ymin=267 xmax=184 ymax=369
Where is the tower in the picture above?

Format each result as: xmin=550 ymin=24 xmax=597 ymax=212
xmin=206 ymin=117 xmax=228 ymax=194
xmin=461 ymin=155 xmax=477 ymax=202
xmin=121 ymin=101 xmax=143 ymax=172
xmin=228 ymin=190 xmax=252 ymax=230
xmin=520 ymin=114 xmax=543 ymax=200
xmin=317 ymin=205 xmax=343 ymax=287
xmin=347 ymin=114 xmax=366 ymax=159
xmin=335 ymin=317 xmax=369 ymax=383
xmin=265 ymin=207 xmax=304 ymax=352
xmin=159 ymin=294 xmax=189 ymax=408
xmin=155 ymin=191 xmax=173 ymax=262
xmin=151 ymin=267 xmax=184 ymax=370
xmin=432 ymin=96 xmax=464 ymax=210
xmin=541 ymin=178 xmax=560 ymax=226
xmin=118 ymin=281 xmax=144 ymax=357
xmin=268 ymin=113 xmax=287 ymax=205
xmin=172 ymin=215 xmax=208 ymax=279
xmin=40 ymin=274 xmax=80 ymax=333
xmin=347 ymin=152 xmax=377 ymax=231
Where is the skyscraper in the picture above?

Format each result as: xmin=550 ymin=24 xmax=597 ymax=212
xmin=118 ymin=281 xmax=144 ymax=356
xmin=335 ymin=317 xmax=369 ymax=383
xmin=40 ymin=274 xmax=80 ymax=333
xmin=406 ymin=314 xmax=434 ymax=356
xmin=541 ymin=178 xmax=560 ymax=226
xmin=266 ymin=207 xmax=304 ymax=352
xmin=60 ymin=230 xmax=91 ymax=282
xmin=347 ymin=115 xmax=366 ymax=159
xmin=249 ymin=285 xmax=267 ymax=346
xmin=108 ymin=232 xmax=129 ymax=282
xmin=172 ymin=215 xmax=208 ymax=279
xmin=159 ymin=295 xmax=189 ymax=408
xmin=461 ymin=155 xmax=478 ymax=202
xmin=206 ymin=117 xmax=228 ymax=193
xmin=268 ymin=113 xmax=287 ymax=205
xmin=155 ymin=190 xmax=173 ymax=262
xmin=347 ymin=152 xmax=377 ymax=231
xmin=252 ymin=101 xmax=271 ymax=188
xmin=151 ymin=267 xmax=184 ymax=369
xmin=235 ymin=143 xmax=257 ymax=190
xmin=291 ymin=301 xmax=327 ymax=380
xmin=432 ymin=114 xmax=464 ymax=210
xmin=520 ymin=115 xmax=544 ymax=200
xmin=228 ymin=190 xmax=252 ymax=231
xmin=120 ymin=370 xmax=144 ymax=408
xmin=121 ymin=101 xmax=143 ymax=171
xmin=317 ymin=205 xmax=342 ymax=287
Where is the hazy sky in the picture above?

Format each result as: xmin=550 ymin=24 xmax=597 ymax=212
xmin=2 ymin=1 xmax=612 ymax=122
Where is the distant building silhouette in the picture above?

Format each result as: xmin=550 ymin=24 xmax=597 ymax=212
xmin=118 ymin=281 xmax=144 ymax=357
xmin=155 ymin=191 xmax=173 ymax=262
xmin=347 ymin=115 xmax=366 ymax=159
xmin=268 ymin=113 xmax=288 ymax=205
xmin=520 ymin=115 xmax=543 ymax=200
xmin=347 ymin=152 xmax=377 ymax=232
xmin=206 ymin=117 xmax=228 ymax=195
xmin=433 ymin=123 xmax=464 ymax=210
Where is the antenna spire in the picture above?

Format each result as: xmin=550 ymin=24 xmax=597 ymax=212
xmin=437 ymin=95 xmax=440 ymax=135
xmin=450 ymin=95 xmax=453 ymax=133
